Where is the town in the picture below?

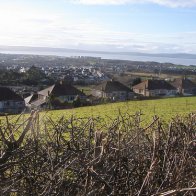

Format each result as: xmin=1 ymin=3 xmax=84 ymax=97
xmin=1 ymin=1 xmax=196 ymax=195
xmin=0 ymin=53 xmax=196 ymax=114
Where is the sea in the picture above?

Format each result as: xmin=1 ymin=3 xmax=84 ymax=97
xmin=1 ymin=50 xmax=196 ymax=66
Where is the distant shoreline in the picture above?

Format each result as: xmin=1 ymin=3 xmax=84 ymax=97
xmin=0 ymin=46 xmax=196 ymax=66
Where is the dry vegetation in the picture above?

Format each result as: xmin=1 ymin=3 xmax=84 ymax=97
xmin=0 ymin=111 xmax=195 ymax=195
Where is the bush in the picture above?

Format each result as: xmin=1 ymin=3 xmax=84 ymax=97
xmin=0 ymin=111 xmax=195 ymax=195
xmin=73 ymin=95 xmax=81 ymax=108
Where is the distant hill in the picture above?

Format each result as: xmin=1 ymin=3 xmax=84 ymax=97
xmin=1 ymin=45 xmax=196 ymax=60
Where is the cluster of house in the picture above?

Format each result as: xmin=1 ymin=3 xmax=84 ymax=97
xmin=0 ymin=77 xmax=196 ymax=114
xmin=132 ymin=78 xmax=196 ymax=97
xmin=41 ymin=66 xmax=108 ymax=85
xmin=92 ymin=77 xmax=196 ymax=99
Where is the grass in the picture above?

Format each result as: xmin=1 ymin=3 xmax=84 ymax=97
xmin=1 ymin=96 xmax=196 ymax=126
xmin=1 ymin=105 xmax=195 ymax=195
xmin=47 ymin=96 xmax=196 ymax=125
xmin=75 ymin=85 xmax=95 ymax=95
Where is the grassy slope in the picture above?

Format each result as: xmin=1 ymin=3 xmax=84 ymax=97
xmin=47 ymin=96 xmax=196 ymax=124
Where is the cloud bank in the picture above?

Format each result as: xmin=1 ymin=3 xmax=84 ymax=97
xmin=0 ymin=7 xmax=196 ymax=53
xmin=73 ymin=0 xmax=196 ymax=7
xmin=0 ymin=1 xmax=196 ymax=53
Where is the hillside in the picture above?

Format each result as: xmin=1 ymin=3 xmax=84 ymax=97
xmin=47 ymin=96 xmax=196 ymax=124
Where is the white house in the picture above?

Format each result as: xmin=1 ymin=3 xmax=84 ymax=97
xmin=170 ymin=78 xmax=196 ymax=95
xmin=25 ymin=81 xmax=86 ymax=108
xmin=92 ymin=80 xmax=134 ymax=101
xmin=132 ymin=79 xmax=177 ymax=97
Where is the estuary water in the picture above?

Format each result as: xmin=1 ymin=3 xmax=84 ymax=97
xmin=1 ymin=49 xmax=196 ymax=66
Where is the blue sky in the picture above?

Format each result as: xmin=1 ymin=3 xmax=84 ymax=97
xmin=0 ymin=0 xmax=196 ymax=53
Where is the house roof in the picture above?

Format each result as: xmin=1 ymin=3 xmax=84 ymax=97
xmin=132 ymin=80 xmax=176 ymax=90
xmin=24 ymin=93 xmax=38 ymax=104
xmin=94 ymin=80 xmax=133 ymax=93
xmin=170 ymin=78 xmax=196 ymax=89
xmin=38 ymin=82 xmax=85 ymax=97
xmin=31 ymin=99 xmax=47 ymax=107
xmin=0 ymin=87 xmax=24 ymax=101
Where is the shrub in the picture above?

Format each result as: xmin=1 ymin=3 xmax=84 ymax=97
xmin=0 ymin=111 xmax=195 ymax=195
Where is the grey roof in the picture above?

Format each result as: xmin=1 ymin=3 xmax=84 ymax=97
xmin=38 ymin=83 xmax=86 ymax=97
xmin=38 ymin=85 xmax=55 ymax=96
xmin=133 ymin=80 xmax=176 ymax=90
xmin=31 ymin=99 xmax=47 ymax=107
xmin=25 ymin=93 xmax=38 ymax=104
xmin=0 ymin=87 xmax=24 ymax=101
xmin=171 ymin=78 xmax=196 ymax=89
xmin=94 ymin=80 xmax=133 ymax=93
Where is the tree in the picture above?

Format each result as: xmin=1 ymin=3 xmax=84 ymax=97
xmin=24 ymin=66 xmax=46 ymax=84
xmin=46 ymin=93 xmax=55 ymax=109
xmin=132 ymin=77 xmax=142 ymax=86
xmin=73 ymin=95 xmax=81 ymax=108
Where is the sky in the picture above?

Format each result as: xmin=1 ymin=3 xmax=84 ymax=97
xmin=0 ymin=0 xmax=196 ymax=53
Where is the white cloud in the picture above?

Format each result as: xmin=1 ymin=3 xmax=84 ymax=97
xmin=72 ymin=0 xmax=196 ymax=7
xmin=1 ymin=9 xmax=196 ymax=53
xmin=151 ymin=0 xmax=196 ymax=8
xmin=0 ymin=1 xmax=196 ymax=53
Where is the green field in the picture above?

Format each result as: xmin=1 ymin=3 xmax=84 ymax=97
xmin=46 ymin=96 xmax=196 ymax=124
xmin=2 ymin=96 xmax=196 ymax=126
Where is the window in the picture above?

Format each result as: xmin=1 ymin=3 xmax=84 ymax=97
xmin=70 ymin=96 xmax=75 ymax=101
xmin=6 ymin=101 xmax=10 ymax=106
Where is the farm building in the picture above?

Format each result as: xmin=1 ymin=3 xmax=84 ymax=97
xmin=132 ymin=79 xmax=177 ymax=97
xmin=92 ymin=80 xmax=134 ymax=101
xmin=0 ymin=86 xmax=25 ymax=114
xmin=26 ymin=81 xmax=86 ymax=108
xmin=170 ymin=78 xmax=196 ymax=95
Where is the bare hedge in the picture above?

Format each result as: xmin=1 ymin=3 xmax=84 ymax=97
xmin=0 ymin=111 xmax=195 ymax=195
